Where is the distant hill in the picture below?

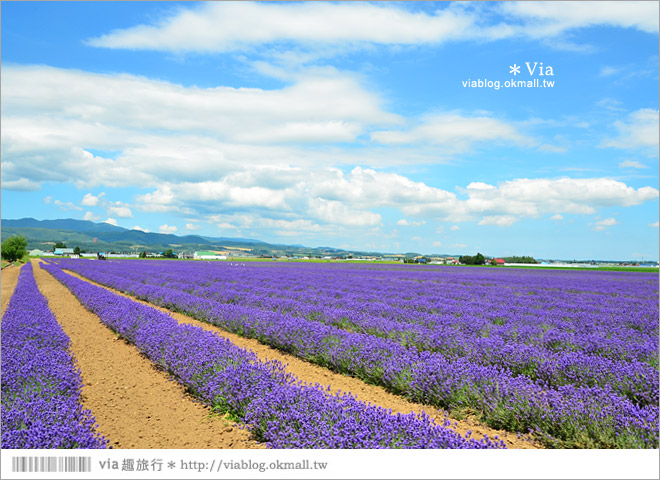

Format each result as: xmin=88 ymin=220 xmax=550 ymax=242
xmin=5 ymin=217 xmax=127 ymax=233
xmin=1 ymin=217 xmax=403 ymax=258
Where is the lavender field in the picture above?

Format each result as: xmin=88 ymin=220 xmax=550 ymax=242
xmin=40 ymin=261 xmax=502 ymax=449
xmin=50 ymin=259 xmax=659 ymax=448
xmin=1 ymin=264 xmax=107 ymax=449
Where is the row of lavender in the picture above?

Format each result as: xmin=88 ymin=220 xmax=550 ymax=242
xmin=1 ymin=263 xmax=107 ymax=448
xmin=51 ymin=259 xmax=659 ymax=448
xmin=51 ymin=258 xmax=658 ymax=409
xmin=56 ymin=260 xmax=658 ymax=363
xmin=80 ymin=261 xmax=657 ymax=406
xmin=40 ymin=261 xmax=502 ymax=449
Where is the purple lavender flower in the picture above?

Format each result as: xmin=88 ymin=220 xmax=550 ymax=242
xmin=46 ymin=258 xmax=659 ymax=448
xmin=1 ymin=263 xmax=107 ymax=449
xmin=42 ymin=262 xmax=501 ymax=449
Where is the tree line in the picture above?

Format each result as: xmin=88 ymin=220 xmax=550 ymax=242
xmin=502 ymin=256 xmax=538 ymax=264
xmin=459 ymin=253 xmax=486 ymax=265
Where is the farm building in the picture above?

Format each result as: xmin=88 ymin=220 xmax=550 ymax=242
xmin=54 ymin=248 xmax=74 ymax=256
xmin=194 ymin=251 xmax=227 ymax=260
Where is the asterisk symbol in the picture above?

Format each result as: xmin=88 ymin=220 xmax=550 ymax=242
xmin=509 ymin=64 xmax=520 ymax=75
xmin=167 ymin=461 xmax=176 ymax=469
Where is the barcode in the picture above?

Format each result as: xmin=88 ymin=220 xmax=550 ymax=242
xmin=11 ymin=456 xmax=91 ymax=473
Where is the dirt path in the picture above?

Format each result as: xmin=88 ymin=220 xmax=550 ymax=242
xmin=1 ymin=264 xmax=23 ymax=316
xmin=62 ymin=266 xmax=540 ymax=449
xmin=32 ymin=260 xmax=261 ymax=449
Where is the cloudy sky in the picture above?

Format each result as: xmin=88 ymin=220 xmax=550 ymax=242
xmin=2 ymin=1 xmax=658 ymax=259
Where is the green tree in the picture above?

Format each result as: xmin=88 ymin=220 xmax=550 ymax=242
xmin=1 ymin=235 xmax=28 ymax=262
xmin=163 ymin=249 xmax=176 ymax=258
xmin=459 ymin=253 xmax=486 ymax=265
xmin=53 ymin=241 xmax=67 ymax=250
xmin=73 ymin=246 xmax=81 ymax=255
xmin=139 ymin=251 xmax=148 ymax=258
xmin=503 ymin=256 xmax=538 ymax=264
xmin=459 ymin=255 xmax=473 ymax=265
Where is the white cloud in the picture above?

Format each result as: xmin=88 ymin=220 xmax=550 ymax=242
xmin=138 ymin=169 xmax=659 ymax=232
xmin=82 ymin=192 xmax=104 ymax=206
xmin=478 ymin=215 xmax=518 ymax=227
xmin=131 ymin=225 xmax=150 ymax=233
xmin=596 ymin=98 xmax=625 ymax=111
xmin=649 ymin=221 xmax=659 ymax=228
xmin=185 ymin=223 xmax=200 ymax=231
xmin=207 ymin=212 xmax=340 ymax=239
xmin=53 ymin=200 xmax=83 ymax=211
xmin=312 ymin=167 xmax=458 ymax=212
xmin=215 ymin=222 xmax=238 ymax=231
xmin=594 ymin=217 xmax=617 ymax=231
xmin=159 ymin=224 xmax=178 ymax=234
xmin=308 ymin=197 xmax=381 ymax=227
xmin=86 ymin=2 xmax=476 ymax=53
xmin=2 ymin=65 xmax=397 ymax=144
xmin=136 ymin=178 xmax=293 ymax=214
xmin=1 ymin=178 xmax=41 ymax=191
xmin=135 ymin=185 xmax=178 ymax=213
xmin=602 ymin=108 xmax=659 ymax=151
xmin=459 ymin=177 xmax=659 ymax=219
xmin=43 ymin=196 xmax=52 ymax=204
xmin=432 ymin=241 xmax=443 ymax=247
xmin=619 ymin=160 xmax=646 ymax=169
xmin=537 ymin=144 xmax=567 ymax=153
xmin=551 ymin=214 xmax=564 ymax=221
xmin=83 ymin=211 xmax=100 ymax=221
xmin=107 ymin=204 xmax=133 ymax=218
xmin=500 ymin=1 xmax=658 ymax=37
xmin=1 ymin=65 xmax=402 ymax=190
xmin=235 ymin=120 xmax=363 ymax=144
xmin=86 ymin=1 xmax=658 ymax=56
xmin=599 ymin=66 xmax=621 ymax=77
xmin=103 ymin=218 xmax=118 ymax=226
xmin=83 ymin=193 xmax=134 ymax=219
xmin=273 ymin=222 xmax=327 ymax=237
xmin=397 ymin=219 xmax=426 ymax=227
xmin=371 ymin=113 xmax=534 ymax=152
xmin=263 ymin=218 xmax=329 ymax=237
xmin=3 ymin=61 xmax=658 ymax=237
xmin=450 ymin=225 xmax=460 ymax=231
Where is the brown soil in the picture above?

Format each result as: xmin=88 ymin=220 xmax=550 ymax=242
xmin=1 ymin=263 xmax=23 ymax=316
xmin=61 ymin=265 xmax=541 ymax=449
xmin=31 ymin=260 xmax=261 ymax=449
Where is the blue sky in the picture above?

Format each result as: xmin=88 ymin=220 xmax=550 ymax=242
xmin=1 ymin=1 xmax=658 ymax=260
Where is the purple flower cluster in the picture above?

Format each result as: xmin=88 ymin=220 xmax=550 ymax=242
xmin=49 ymin=259 xmax=659 ymax=448
xmin=1 ymin=263 xmax=107 ymax=449
xmin=41 ymin=262 xmax=502 ymax=449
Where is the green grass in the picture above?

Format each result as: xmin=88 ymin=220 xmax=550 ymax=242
xmin=595 ymin=266 xmax=659 ymax=272
xmin=1 ymin=255 xmax=30 ymax=269
xmin=495 ymin=264 xmax=658 ymax=273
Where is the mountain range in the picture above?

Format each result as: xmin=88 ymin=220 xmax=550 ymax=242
xmin=1 ymin=218 xmax=406 ymax=258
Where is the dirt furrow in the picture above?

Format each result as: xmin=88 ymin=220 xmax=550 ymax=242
xmin=62 ymin=265 xmax=541 ymax=449
xmin=1 ymin=264 xmax=23 ymax=316
xmin=32 ymin=260 xmax=261 ymax=449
